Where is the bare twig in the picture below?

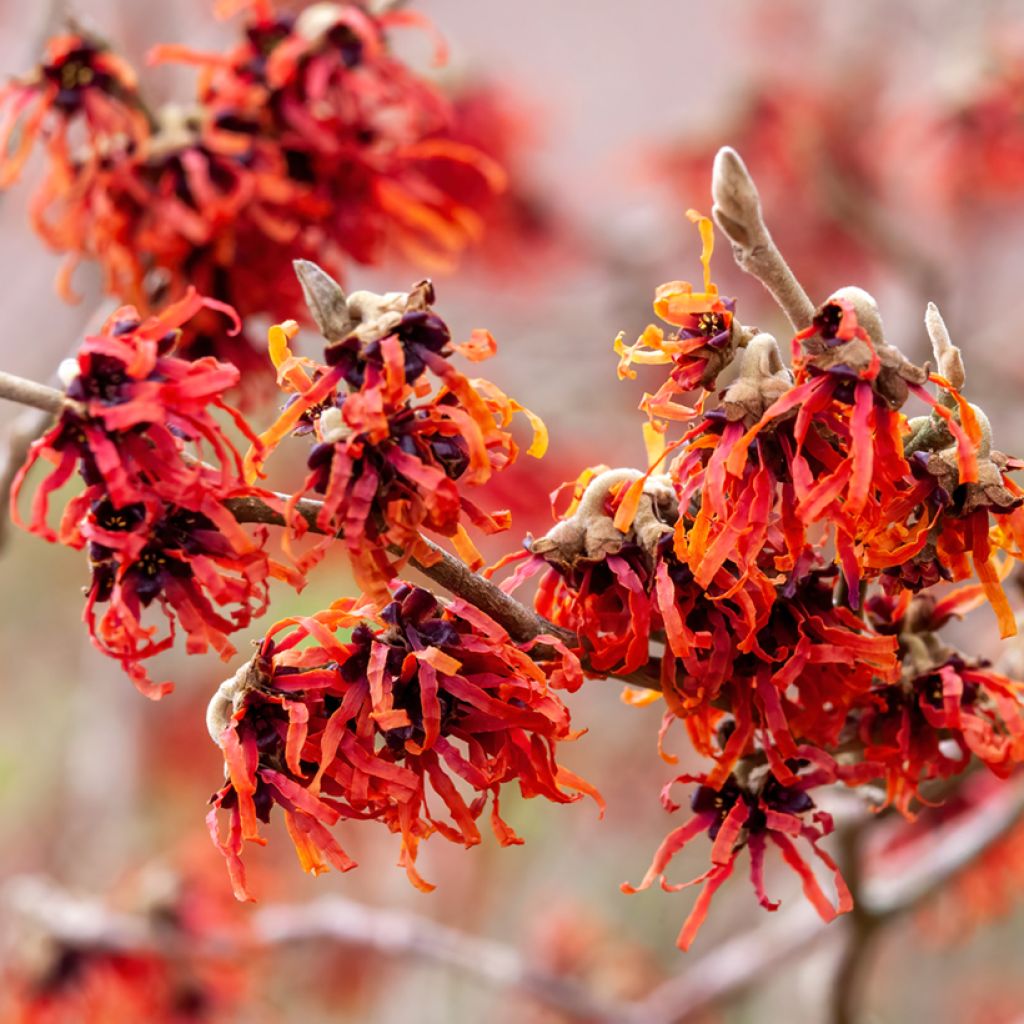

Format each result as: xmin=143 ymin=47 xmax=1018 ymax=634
xmin=3 ymin=877 xmax=634 ymax=1024
xmin=254 ymin=896 xmax=634 ymax=1023
xmin=711 ymin=146 xmax=816 ymax=331
xmin=224 ymin=495 xmax=571 ymax=647
xmin=830 ymin=825 xmax=878 ymax=1024
xmin=0 ymin=369 xmax=76 ymax=416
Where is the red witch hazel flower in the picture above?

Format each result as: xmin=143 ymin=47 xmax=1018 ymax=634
xmin=0 ymin=5 xmax=513 ymax=402
xmin=622 ymin=765 xmax=850 ymax=951
xmin=157 ymin=0 xmax=507 ymax=272
xmin=0 ymin=32 xmax=148 ymax=188
xmin=206 ymin=584 xmax=596 ymax=899
xmin=853 ymin=588 xmax=1024 ymax=816
xmin=11 ymin=292 xmax=299 ymax=696
xmin=1 ymin=868 xmax=245 ymax=1024
xmin=246 ymin=262 xmax=545 ymax=599
xmin=615 ymin=212 xmax=739 ymax=422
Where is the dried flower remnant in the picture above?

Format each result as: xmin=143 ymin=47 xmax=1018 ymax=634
xmin=10 ymin=295 xmax=296 ymax=695
xmin=247 ymin=266 xmax=545 ymax=598
xmin=207 ymin=584 xmax=596 ymax=899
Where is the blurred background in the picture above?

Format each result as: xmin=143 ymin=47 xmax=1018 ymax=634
xmin=3 ymin=0 xmax=1024 ymax=1021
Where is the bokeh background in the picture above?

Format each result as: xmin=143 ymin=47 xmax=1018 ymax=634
xmin=4 ymin=1 xmax=1024 ymax=1021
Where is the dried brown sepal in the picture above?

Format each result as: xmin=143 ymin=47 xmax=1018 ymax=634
xmin=803 ymin=287 xmax=927 ymax=409
xmin=722 ymin=332 xmax=792 ymax=425
xmin=531 ymin=468 xmax=677 ymax=569
xmin=206 ymin=653 xmax=271 ymax=745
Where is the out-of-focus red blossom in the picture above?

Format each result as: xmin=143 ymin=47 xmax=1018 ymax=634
xmin=0 ymin=865 xmax=246 ymax=1024
xmin=208 ymin=584 xmax=597 ymax=899
xmin=622 ymin=768 xmax=851 ymax=951
xmin=933 ymin=59 xmax=1024 ymax=205
xmin=526 ymin=901 xmax=665 ymax=1002
xmin=0 ymin=3 xmax=512 ymax=400
xmin=426 ymin=80 xmax=569 ymax=275
xmin=11 ymin=294 xmax=299 ymax=696
xmin=653 ymin=84 xmax=885 ymax=293
xmin=155 ymin=1 xmax=506 ymax=270
xmin=0 ymin=34 xmax=148 ymax=190
xmin=247 ymin=277 xmax=545 ymax=599
xmin=887 ymin=775 xmax=1024 ymax=944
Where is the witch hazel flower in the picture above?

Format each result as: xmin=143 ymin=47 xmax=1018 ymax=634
xmin=157 ymin=0 xmax=506 ymax=272
xmin=11 ymin=293 xmax=299 ymax=696
xmin=245 ymin=262 xmax=545 ymax=600
xmin=623 ymin=763 xmax=851 ymax=951
xmin=855 ymin=589 xmax=1024 ymax=815
xmin=0 ymin=32 xmax=148 ymax=189
xmin=614 ymin=212 xmax=743 ymax=423
xmin=206 ymin=584 xmax=597 ymax=899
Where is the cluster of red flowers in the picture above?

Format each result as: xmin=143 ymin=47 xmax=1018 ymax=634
xmin=208 ymin=584 xmax=596 ymax=897
xmin=0 ymin=2 xmax=520 ymax=394
xmin=11 ymin=293 xmax=298 ymax=697
xmin=247 ymin=269 xmax=545 ymax=598
xmin=509 ymin=215 xmax=1024 ymax=947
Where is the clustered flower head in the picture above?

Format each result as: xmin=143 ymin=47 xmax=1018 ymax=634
xmin=11 ymin=293 xmax=298 ymax=697
xmin=510 ymin=211 xmax=1024 ymax=948
xmin=246 ymin=262 xmax=545 ymax=599
xmin=207 ymin=584 xmax=596 ymax=899
xmin=0 ymin=1 xmax=513 ymax=398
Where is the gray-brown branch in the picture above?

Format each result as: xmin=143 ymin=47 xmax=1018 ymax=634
xmin=4 ymin=877 xmax=635 ymax=1024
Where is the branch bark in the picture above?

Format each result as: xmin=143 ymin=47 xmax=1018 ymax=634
xmin=0 ymin=368 xmax=76 ymax=415
xmin=4 ymin=877 xmax=635 ymax=1023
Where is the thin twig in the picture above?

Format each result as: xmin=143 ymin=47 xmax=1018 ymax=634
xmin=830 ymin=825 xmax=878 ymax=1024
xmin=0 ymin=369 xmax=76 ymax=416
xmin=711 ymin=146 xmax=816 ymax=331
xmin=4 ymin=877 xmax=634 ymax=1024
xmin=254 ymin=896 xmax=635 ymax=1023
